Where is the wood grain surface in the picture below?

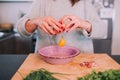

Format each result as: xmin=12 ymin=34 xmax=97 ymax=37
xmin=11 ymin=53 xmax=120 ymax=80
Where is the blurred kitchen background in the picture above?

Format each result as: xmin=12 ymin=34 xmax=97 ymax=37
xmin=0 ymin=0 xmax=120 ymax=62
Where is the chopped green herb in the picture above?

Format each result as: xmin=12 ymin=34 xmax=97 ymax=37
xmin=23 ymin=68 xmax=120 ymax=80
xmin=78 ymin=69 xmax=120 ymax=80
xmin=24 ymin=68 xmax=58 ymax=80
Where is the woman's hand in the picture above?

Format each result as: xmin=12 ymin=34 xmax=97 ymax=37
xmin=27 ymin=16 xmax=63 ymax=35
xmin=59 ymin=15 xmax=92 ymax=33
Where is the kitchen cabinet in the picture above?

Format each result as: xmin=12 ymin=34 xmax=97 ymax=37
xmin=93 ymin=39 xmax=111 ymax=54
xmin=0 ymin=32 xmax=34 ymax=54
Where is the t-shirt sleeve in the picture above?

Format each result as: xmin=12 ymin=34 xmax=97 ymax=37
xmin=16 ymin=0 xmax=42 ymax=37
xmin=83 ymin=1 xmax=108 ymax=39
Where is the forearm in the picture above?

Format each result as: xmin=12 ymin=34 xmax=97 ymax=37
xmin=16 ymin=16 xmax=34 ymax=37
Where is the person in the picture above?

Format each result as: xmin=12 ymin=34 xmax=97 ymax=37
xmin=16 ymin=0 xmax=107 ymax=53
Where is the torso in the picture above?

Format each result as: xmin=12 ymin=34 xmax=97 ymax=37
xmin=35 ymin=0 xmax=93 ymax=53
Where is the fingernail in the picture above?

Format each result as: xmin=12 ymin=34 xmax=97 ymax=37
xmin=61 ymin=26 xmax=64 ymax=29
xmin=59 ymin=21 xmax=62 ymax=24
xmin=59 ymin=30 xmax=61 ymax=33
xmin=63 ymin=28 xmax=65 ymax=31
xmin=66 ymin=30 xmax=69 ymax=33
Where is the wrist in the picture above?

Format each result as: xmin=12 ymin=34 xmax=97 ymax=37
xmin=25 ymin=19 xmax=37 ymax=33
xmin=81 ymin=20 xmax=92 ymax=33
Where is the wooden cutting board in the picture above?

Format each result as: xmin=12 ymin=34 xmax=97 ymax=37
xmin=11 ymin=53 xmax=120 ymax=80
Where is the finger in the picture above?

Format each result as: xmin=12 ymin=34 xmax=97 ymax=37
xmin=66 ymin=21 xmax=75 ymax=29
xmin=59 ymin=15 xmax=72 ymax=24
xmin=43 ymin=21 xmax=55 ymax=35
xmin=40 ymin=25 xmax=50 ymax=34
xmin=51 ymin=22 xmax=62 ymax=33
xmin=53 ymin=28 xmax=58 ymax=35
xmin=66 ymin=24 xmax=78 ymax=33
xmin=51 ymin=19 xmax=63 ymax=29
xmin=47 ymin=20 xmax=62 ymax=33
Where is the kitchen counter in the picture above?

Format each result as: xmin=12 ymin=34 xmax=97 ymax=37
xmin=0 ymin=54 xmax=27 ymax=80
xmin=0 ymin=31 xmax=14 ymax=40
xmin=11 ymin=53 xmax=120 ymax=80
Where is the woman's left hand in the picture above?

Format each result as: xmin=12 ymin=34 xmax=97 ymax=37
xmin=59 ymin=15 xmax=92 ymax=33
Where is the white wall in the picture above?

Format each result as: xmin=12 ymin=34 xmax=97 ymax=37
xmin=0 ymin=2 xmax=32 ymax=24
xmin=112 ymin=0 xmax=120 ymax=55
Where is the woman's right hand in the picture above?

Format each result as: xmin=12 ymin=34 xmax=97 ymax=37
xmin=27 ymin=16 xmax=63 ymax=35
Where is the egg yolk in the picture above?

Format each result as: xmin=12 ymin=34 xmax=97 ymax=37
xmin=58 ymin=37 xmax=66 ymax=47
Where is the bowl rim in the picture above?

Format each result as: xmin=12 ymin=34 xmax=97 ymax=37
xmin=37 ymin=45 xmax=80 ymax=59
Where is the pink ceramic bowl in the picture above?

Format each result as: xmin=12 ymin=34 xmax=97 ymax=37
xmin=37 ymin=45 xmax=80 ymax=64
